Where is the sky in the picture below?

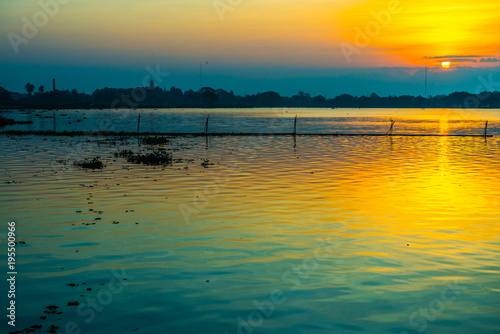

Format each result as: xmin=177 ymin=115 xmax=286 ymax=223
xmin=0 ymin=0 xmax=499 ymax=96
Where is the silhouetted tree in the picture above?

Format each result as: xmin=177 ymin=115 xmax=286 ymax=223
xmin=38 ymin=85 xmax=44 ymax=94
xmin=202 ymin=91 xmax=217 ymax=105
xmin=25 ymin=83 xmax=35 ymax=96
xmin=256 ymin=91 xmax=282 ymax=106
xmin=0 ymin=86 xmax=11 ymax=104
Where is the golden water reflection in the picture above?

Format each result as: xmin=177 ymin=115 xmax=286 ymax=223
xmin=0 ymin=133 xmax=499 ymax=333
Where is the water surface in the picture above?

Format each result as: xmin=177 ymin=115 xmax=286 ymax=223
xmin=0 ymin=109 xmax=499 ymax=334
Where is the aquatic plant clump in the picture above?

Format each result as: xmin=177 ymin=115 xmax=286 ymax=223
xmin=115 ymin=149 xmax=172 ymax=166
xmin=73 ymin=157 xmax=104 ymax=169
xmin=0 ymin=115 xmax=33 ymax=127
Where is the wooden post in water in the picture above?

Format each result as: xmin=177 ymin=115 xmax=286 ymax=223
xmin=484 ymin=121 xmax=489 ymax=138
xmin=205 ymin=114 xmax=210 ymax=135
xmin=293 ymin=115 xmax=297 ymax=135
xmin=53 ymin=110 xmax=56 ymax=132
xmin=386 ymin=120 xmax=396 ymax=135
xmin=137 ymin=114 xmax=141 ymax=133
xmin=293 ymin=115 xmax=298 ymax=148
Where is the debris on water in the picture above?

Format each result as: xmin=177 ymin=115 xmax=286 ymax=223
xmin=73 ymin=157 xmax=104 ymax=169
xmin=43 ymin=305 xmax=59 ymax=315
xmin=48 ymin=324 xmax=59 ymax=333
xmin=201 ymin=159 xmax=214 ymax=167
xmin=116 ymin=149 xmax=173 ymax=166
xmin=0 ymin=115 xmax=33 ymax=127
xmin=67 ymin=301 xmax=79 ymax=306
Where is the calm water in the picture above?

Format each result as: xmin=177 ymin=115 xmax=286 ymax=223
xmin=1 ymin=109 xmax=500 ymax=334
xmin=2 ymin=108 xmax=500 ymax=135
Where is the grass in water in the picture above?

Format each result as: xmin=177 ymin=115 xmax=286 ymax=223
xmin=115 ymin=150 xmax=172 ymax=166
xmin=73 ymin=157 xmax=104 ymax=169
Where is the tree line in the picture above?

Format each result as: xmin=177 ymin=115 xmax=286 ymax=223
xmin=1 ymin=83 xmax=499 ymax=109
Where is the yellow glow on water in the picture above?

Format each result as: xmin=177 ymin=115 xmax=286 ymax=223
xmin=1 ymin=113 xmax=500 ymax=332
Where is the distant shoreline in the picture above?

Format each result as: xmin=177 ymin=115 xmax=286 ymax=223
xmin=1 ymin=87 xmax=499 ymax=109
xmin=1 ymin=106 xmax=499 ymax=111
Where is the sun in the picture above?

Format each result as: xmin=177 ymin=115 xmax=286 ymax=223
xmin=441 ymin=61 xmax=451 ymax=69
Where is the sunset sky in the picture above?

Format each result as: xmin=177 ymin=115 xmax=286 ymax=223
xmin=1 ymin=0 xmax=499 ymax=96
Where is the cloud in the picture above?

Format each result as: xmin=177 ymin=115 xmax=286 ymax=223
xmin=425 ymin=55 xmax=486 ymax=59
xmin=423 ymin=55 xmax=500 ymax=64
xmin=448 ymin=59 xmax=478 ymax=63
xmin=480 ymin=58 xmax=500 ymax=63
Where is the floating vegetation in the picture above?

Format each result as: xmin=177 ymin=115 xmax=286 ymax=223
xmin=139 ymin=136 xmax=170 ymax=145
xmin=42 ymin=305 xmax=60 ymax=315
xmin=0 ymin=116 xmax=32 ymax=127
xmin=115 ymin=149 xmax=172 ymax=166
xmin=201 ymin=159 xmax=214 ymax=168
xmin=114 ymin=150 xmax=134 ymax=158
xmin=73 ymin=157 xmax=104 ymax=169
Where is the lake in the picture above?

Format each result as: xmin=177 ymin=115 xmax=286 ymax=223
xmin=1 ymin=108 xmax=499 ymax=334
xmin=2 ymin=108 xmax=500 ymax=135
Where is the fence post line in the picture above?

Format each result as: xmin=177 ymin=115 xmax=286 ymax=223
xmin=205 ymin=114 xmax=210 ymax=135
xmin=293 ymin=115 xmax=297 ymax=135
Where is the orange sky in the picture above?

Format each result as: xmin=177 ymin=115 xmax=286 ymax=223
xmin=1 ymin=0 xmax=500 ymax=94
xmin=336 ymin=0 xmax=500 ymax=67
xmin=1 ymin=0 xmax=499 ymax=68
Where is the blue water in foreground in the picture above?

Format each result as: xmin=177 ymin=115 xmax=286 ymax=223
xmin=1 ymin=108 xmax=499 ymax=334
